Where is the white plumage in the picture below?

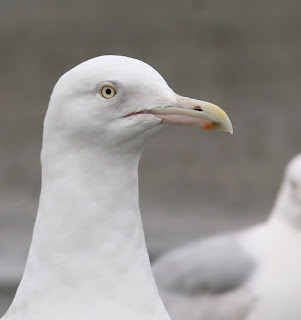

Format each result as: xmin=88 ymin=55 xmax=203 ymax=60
xmin=2 ymin=55 xmax=232 ymax=320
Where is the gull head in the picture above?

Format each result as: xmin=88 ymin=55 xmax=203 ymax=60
xmin=273 ymin=154 xmax=301 ymax=228
xmin=45 ymin=55 xmax=232 ymax=152
xmin=284 ymin=154 xmax=301 ymax=205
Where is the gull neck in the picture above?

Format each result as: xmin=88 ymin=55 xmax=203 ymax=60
xmin=5 ymin=132 xmax=170 ymax=320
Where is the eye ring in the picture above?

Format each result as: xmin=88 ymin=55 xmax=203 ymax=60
xmin=100 ymin=85 xmax=117 ymax=99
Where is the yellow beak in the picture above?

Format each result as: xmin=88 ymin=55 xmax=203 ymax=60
xmin=149 ymin=94 xmax=233 ymax=134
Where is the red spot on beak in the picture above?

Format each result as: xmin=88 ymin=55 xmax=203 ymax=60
xmin=204 ymin=123 xmax=215 ymax=130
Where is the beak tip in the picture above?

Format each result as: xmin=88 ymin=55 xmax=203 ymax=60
xmin=223 ymin=118 xmax=233 ymax=134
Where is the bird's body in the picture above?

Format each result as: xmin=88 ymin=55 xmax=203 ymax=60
xmin=1 ymin=55 xmax=232 ymax=320
xmin=153 ymin=155 xmax=301 ymax=320
xmin=243 ymin=218 xmax=301 ymax=320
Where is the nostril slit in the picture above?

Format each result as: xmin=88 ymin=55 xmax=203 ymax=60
xmin=193 ymin=106 xmax=203 ymax=111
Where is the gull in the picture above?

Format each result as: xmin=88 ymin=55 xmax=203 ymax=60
xmin=1 ymin=55 xmax=232 ymax=320
xmin=153 ymin=154 xmax=301 ymax=320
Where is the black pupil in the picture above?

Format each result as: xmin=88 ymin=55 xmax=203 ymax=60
xmin=105 ymin=88 xmax=112 ymax=95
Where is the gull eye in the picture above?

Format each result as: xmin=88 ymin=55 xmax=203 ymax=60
xmin=100 ymin=85 xmax=116 ymax=99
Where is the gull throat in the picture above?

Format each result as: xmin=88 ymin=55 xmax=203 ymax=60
xmin=5 ymin=139 xmax=169 ymax=320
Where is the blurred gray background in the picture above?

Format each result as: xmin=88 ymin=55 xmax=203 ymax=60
xmin=1 ymin=0 xmax=301 ymax=315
